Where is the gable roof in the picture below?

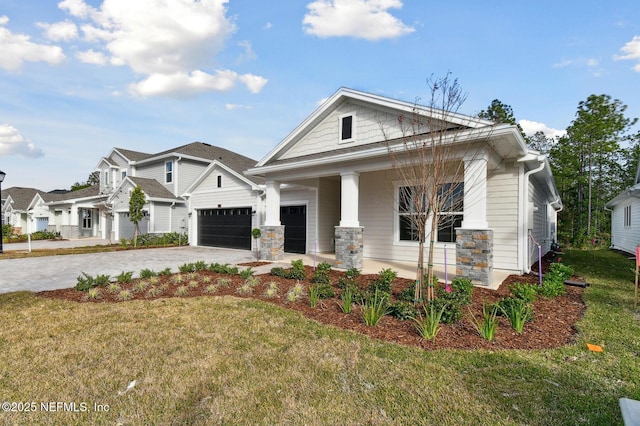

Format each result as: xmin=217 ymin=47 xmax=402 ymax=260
xmin=46 ymin=185 xmax=105 ymax=205
xmin=128 ymin=177 xmax=181 ymax=201
xmin=112 ymin=147 xmax=152 ymax=162
xmin=254 ymin=87 xmax=496 ymax=169
xmin=1 ymin=187 xmax=45 ymax=211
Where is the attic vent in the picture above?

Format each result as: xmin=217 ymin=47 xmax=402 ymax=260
xmin=203 ymin=143 xmax=211 ymax=146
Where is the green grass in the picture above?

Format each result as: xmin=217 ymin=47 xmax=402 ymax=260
xmin=0 ymin=249 xmax=638 ymax=424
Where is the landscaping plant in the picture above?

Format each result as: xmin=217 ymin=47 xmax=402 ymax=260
xmin=361 ymin=289 xmax=390 ymax=326
xmin=470 ymin=303 xmax=499 ymax=341
xmin=414 ymin=302 xmax=446 ymax=340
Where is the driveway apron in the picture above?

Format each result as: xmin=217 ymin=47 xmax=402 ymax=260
xmin=0 ymin=246 xmax=256 ymax=294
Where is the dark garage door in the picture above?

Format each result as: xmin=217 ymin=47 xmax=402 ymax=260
xmin=281 ymin=205 xmax=306 ymax=254
xmin=198 ymin=208 xmax=251 ymax=250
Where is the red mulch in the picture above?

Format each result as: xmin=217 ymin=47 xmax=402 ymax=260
xmin=37 ymin=259 xmax=586 ymax=351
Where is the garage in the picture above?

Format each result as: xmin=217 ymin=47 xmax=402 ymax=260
xmin=281 ymin=205 xmax=306 ymax=254
xmin=198 ymin=208 xmax=252 ymax=250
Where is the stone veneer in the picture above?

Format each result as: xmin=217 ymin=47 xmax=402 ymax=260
xmin=259 ymin=225 xmax=285 ymax=261
xmin=455 ymin=229 xmax=493 ymax=286
xmin=334 ymin=226 xmax=364 ymax=270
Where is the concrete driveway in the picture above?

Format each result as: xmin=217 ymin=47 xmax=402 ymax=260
xmin=0 ymin=242 xmax=257 ymax=294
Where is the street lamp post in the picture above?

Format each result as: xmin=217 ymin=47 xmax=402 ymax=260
xmin=0 ymin=170 xmax=5 ymax=254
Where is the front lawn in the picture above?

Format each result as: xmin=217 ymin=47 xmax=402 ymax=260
xmin=0 ymin=249 xmax=638 ymax=424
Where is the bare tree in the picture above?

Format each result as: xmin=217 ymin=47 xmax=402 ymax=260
xmin=381 ymin=73 xmax=491 ymax=303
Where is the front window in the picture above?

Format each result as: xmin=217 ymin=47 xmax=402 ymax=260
xmin=104 ymin=171 xmax=109 ymax=186
xmin=398 ymin=186 xmax=426 ymax=242
xmin=121 ymin=170 xmax=127 ymax=180
xmin=397 ymin=182 xmax=464 ymax=243
xmin=436 ymin=182 xmax=464 ymax=243
xmin=81 ymin=209 xmax=92 ymax=229
xmin=165 ymin=161 xmax=173 ymax=183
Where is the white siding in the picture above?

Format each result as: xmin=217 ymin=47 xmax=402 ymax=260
xmin=317 ymin=177 xmax=340 ymax=252
xmin=151 ymin=203 xmax=171 ymax=232
xmin=280 ymin=101 xmax=406 ymax=160
xmin=487 ymin=163 xmax=520 ymax=271
xmin=611 ymin=199 xmax=640 ymax=254
xmin=177 ymin=159 xmax=208 ymax=195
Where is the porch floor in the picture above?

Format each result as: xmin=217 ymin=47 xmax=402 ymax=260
xmin=280 ymin=252 xmax=512 ymax=290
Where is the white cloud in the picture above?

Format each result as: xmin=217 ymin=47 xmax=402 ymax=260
xmin=225 ymin=103 xmax=252 ymax=110
xmin=0 ymin=16 xmax=65 ymax=71
xmin=54 ymin=0 xmax=268 ymax=96
xmin=129 ymin=69 xmax=267 ymax=97
xmin=237 ymin=40 xmax=256 ymax=63
xmin=519 ymin=119 xmax=566 ymax=139
xmin=0 ymin=124 xmax=45 ymax=158
xmin=264 ymin=22 xmax=273 ymax=30
xmin=37 ymin=20 xmax=78 ymax=41
xmin=76 ymin=48 xmax=108 ymax=64
xmin=303 ymin=0 xmax=415 ymax=41
xmin=614 ymin=35 xmax=640 ymax=72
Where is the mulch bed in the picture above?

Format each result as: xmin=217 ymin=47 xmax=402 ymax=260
xmin=38 ymin=259 xmax=586 ymax=351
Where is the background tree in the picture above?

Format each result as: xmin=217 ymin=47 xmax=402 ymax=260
xmin=477 ymin=99 xmax=528 ymax=143
xmin=382 ymin=73 xmax=488 ymax=303
xmin=550 ymin=94 xmax=637 ymax=247
xmin=71 ymin=171 xmax=100 ymax=191
xmin=129 ymin=185 xmax=146 ymax=247
xmin=528 ymin=131 xmax=554 ymax=156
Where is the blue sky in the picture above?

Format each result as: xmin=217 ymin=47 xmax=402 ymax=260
xmin=0 ymin=0 xmax=639 ymax=191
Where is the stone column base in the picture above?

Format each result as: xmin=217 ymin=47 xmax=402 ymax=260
xmin=335 ymin=226 xmax=364 ymax=270
xmin=260 ymin=225 xmax=284 ymax=261
xmin=456 ymin=229 xmax=493 ymax=286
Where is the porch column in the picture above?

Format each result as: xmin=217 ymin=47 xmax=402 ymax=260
xmin=461 ymin=155 xmax=488 ymax=230
xmin=335 ymin=171 xmax=363 ymax=270
xmin=261 ymin=180 xmax=284 ymax=261
xmin=457 ymin=154 xmax=493 ymax=286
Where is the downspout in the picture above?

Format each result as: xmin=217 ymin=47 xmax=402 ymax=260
xmin=521 ymin=155 xmax=546 ymax=274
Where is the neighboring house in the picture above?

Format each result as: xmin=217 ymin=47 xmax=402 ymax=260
xmin=606 ymin=159 xmax=640 ymax=254
xmin=94 ymin=142 xmax=262 ymax=244
xmin=44 ymin=185 xmax=105 ymax=239
xmin=1 ymin=187 xmax=48 ymax=234
xmin=246 ymin=88 xmax=562 ymax=286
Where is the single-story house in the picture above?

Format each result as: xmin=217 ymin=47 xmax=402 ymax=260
xmin=245 ymin=88 xmax=562 ymax=286
xmin=606 ymin=158 xmax=640 ymax=254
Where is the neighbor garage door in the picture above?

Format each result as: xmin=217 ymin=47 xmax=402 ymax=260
xmin=198 ymin=208 xmax=251 ymax=250
xmin=281 ymin=205 xmax=306 ymax=254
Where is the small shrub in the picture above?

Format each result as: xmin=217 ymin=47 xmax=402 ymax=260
xmin=179 ymin=263 xmax=196 ymax=273
xmin=470 ymin=304 xmax=499 ymax=341
xmin=146 ymin=286 xmax=163 ymax=297
xmin=203 ymin=284 xmax=218 ymax=294
xmin=175 ymin=286 xmax=189 ymax=296
xmin=94 ymin=274 xmax=111 ymax=287
xmin=245 ymin=275 xmax=260 ymax=287
xmin=106 ymin=282 xmax=121 ymax=294
xmin=414 ymin=303 xmax=446 ymax=340
xmin=264 ymin=281 xmax=279 ymax=298
xmin=133 ymin=280 xmax=150 ymax=293
xmin=432 ymin=277 xmax=474 ymax=324
xmin=172 ymin=274 xmax=184 ymax=284
xmin=149 ymin=276 xmax=159 ymax=285
xmin=216 ymin=277 xmax=231 ymax=287
xmin=201 ymin=275 xmax=212 ymax=284
xmin=286 ymin=282 xmax=305 ymax=302
xmin=499 ymin=297 xmax=532 ymax=334
xmin=240 ymin=267 xmax=255 ymax=279
xmin=311 ymin=262 xmax=332 ymax=284
xmin=338 ymin=286 xmax=354 ymax=314
xmin=116 ymin=289 xmax=133 ymax=301
xmin=139 ymin=268 xmax=157 ymax=279
xmin=388 ymin=301 xmax=418 ymax=321
xmin=158 ymin=268 xmax=172 ymax=277
xmin=86 ymin=288 xmax=102 ymax=300
xmin=370 ymin=268 xmax=397 ymax=295
xmin=75 ymin=272 xmax=95 ymax=292
xmin=270 ymin=267 xmax=288 ymax=277
xmin=237 ymin=283 xmax=253 ymax=295
xmin=188 ymin=280 xmax=199 ymax=288
xmin=509 ymin=282 xmax=537 ymax=303
xmin=361 ymin=289 xmax=389 ymax=327
xmin=309 ymin=285 xmax=320 ymax=308
xmin=288 ymin=259 xmax=306 ymax=280
xmin=193 ymin=260 xmax=208 ymax=271
xmin=345 ymin=268 xmax=361 ymax=280
xmin=116 ymin=271 xmax=134 ymax=284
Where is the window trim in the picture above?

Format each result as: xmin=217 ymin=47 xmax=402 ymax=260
xmin=394 ymin=180 xmax=464 ymax=244
xmin=624 ymin=204 xmax=632 ymax=228
xmin=338 ymin=112 xmax=356 ymax=144
xmin=165 ymin=160 xmax=173 ymax=184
